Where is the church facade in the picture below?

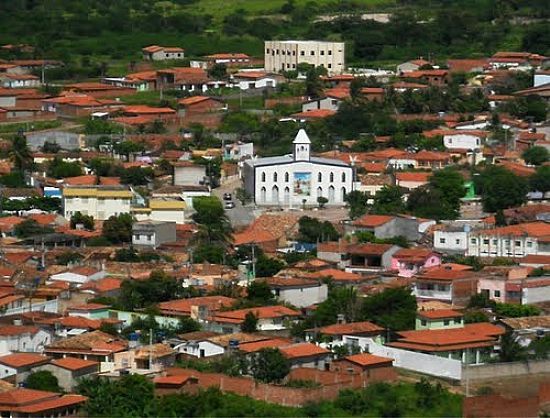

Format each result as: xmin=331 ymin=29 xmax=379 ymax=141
xmin=243 ymin=130 xmax=353 ymax=207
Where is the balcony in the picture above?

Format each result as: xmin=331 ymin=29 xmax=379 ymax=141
xmin=414 ymin=289 xmax=452 ymax=301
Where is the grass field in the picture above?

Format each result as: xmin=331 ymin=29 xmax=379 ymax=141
xmin=181 ymin=0 xmax=396 ymax=21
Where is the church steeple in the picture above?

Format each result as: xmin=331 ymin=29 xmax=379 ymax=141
xmin=293 ymin=129 xmax=311 ymax=161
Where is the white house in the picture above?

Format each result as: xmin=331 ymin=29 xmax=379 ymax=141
xmin=243 ymin=129 xmax=353 ymax=206
xmin=49 ymin=266 xmax=106 ymax=285
xmin=133 ymin=199 xmax=186 ymax=224
xmin=443 ymin=131 xmax=487 ymax=151
xmin=142 ymin=45 xmax=184 ymax=61
xmin=231 ymin=71 xmax=277 ymax=90
xmin=264 ymin=277 xmax=328 ymax=308
xmin=434 ymin=226 xmax=470 ymax=255
xmin=467 ymin=222 xmax=550 ymax=258
xmin=173 ymin=340 xmax=225 ymax=359
xmin=301 ymin=94 xmax=344 ymax=113
xmin=0 ymin=325 xmax=52 ymax=355
xmin=62 ymin=186 xmax=132 ymax=221
xmin=207 ymin=306 xmax=301 ymax=334
xmin=173 ymin=162 xmax=207 ymax=186
xmin=534 ymin=71 xmax=550 ymax=88
xmin=132 ymin=220 xmax=176 ymax=248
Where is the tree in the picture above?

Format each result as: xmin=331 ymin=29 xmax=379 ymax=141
xmin=297 ymin=216 xmax=339 ymax=243
xmin=70 ymin=211 xmax=94 ymax=230
xmin=102 ymin=213 xmax=133 ymax=243
xmin=192 ymin=196 xmax=232 ymax=246
xmin=235 ymin=187 xmax=252 ymax=205
xmin=247 ymin=280 xmax=276 ymax=305
xmin=120 ymin=167 xmax=153 ymax=186
xmin=344 ymin=191 xmax=369 ymax=219
xmin=494 ymin=209 xmax=507 ymax=226
xmin=0 ymin=171 xmax=26 ymax=188
xmin=522 ymin=146 xmax=549 ymax=166
xmin=47 ymin=157 xmax=83 ymax=178
xmin=371 ymin=186 xmax=405 ymax=215
xmin=10 ymin=133 xmax=32 ymax=172
xmin=56 ymin=251 xmax=83 ymax=265
xmin=208 ymin=63 xmax=227 ymax=80
xmin=499 ymin=331 xmax=526 ymax=362
xmin=14 ymin=219 xmax=53 ymax=238
xmin=41 ymin=140 xmax=61 ymax=153
xmin=530 ymin=166 xmax=550 ymax=193
xmin=25 ymin=371 xmax=60 ymax=392
xmin=250 ymin=348 xmax=290 ymax=383
xmin=362 ymin=287 xmax=417 ymax=331
xmin=241 ymin=311 xmax=258 ymax=332
xmin=475 ymin=166 xmax=528 ymax=212
xmin=317 ymin=196 xmax=328 ymax=209
xmin=113 ymin=140 xmax=144 ymax=161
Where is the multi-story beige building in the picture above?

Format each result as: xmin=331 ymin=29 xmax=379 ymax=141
xmin=264 ymin=40 xmax=345 ymax=75
xmin=63 ymin=186 xmax=132 ymax=221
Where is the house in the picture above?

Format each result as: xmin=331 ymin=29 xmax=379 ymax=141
xmin=498 ymin=315 xmax=550 ymax=347
xmin=389 ymin=322 xmax=505 ymax=364
xmin=43 ymin=330 xmax=128 ymax=364
xmin=103 ymin=70 xmax=158 ymax=91
xmin=157 ymin=67 xmax=210 ymax=92
xmin=63 ymin=82 xmax=135 ymax=99
xmin=415 ymin=309 xmax=464 ymax=330
xmin=442 ymin=130 xmax=488 ymax=155
xmin=433 ymin=224 xmax=471 ymax=255
xmin=467 ymin=222 xmax=550 ymax=258
xmin=534 ymin=70 xmax=550 ymax=88
xmin=446 ymin=59 xmax=488 ymax=74
xmin=231 ymin=71 xmax=277 ymax=90
xmin=0 ymin=325 xmax=53 ymax=356
xmin=332 ymin=353 xmax=396 ymax=379
xmin=0 ymin=74 xmax=40 ymax=88
xmin=391 ymin=247 xmax=441 ymax=277
xmin=307 ymin=268 xmax=368 ymax=287
xmin=0 ymin=353 xmax=50 ymax=383
xmin=413 ymin=266 xmax=479 ymax=307
xmin=62 ymin=185 xmax=132 ymax=220
xmin=0 ymin=388 xmax=87 ymax=417
xmin=279 ymin=343 xmax=331 ymax=370
xmin=207 ymin=305 xmax=301 ymax=334
xmin=395 ymin=172 xmax=431 ymax=190
xmin=171 ymin=331 xmax=225 ymax=359
xmin=142 ymin=45 xmax=185 ymax=61
xmin=301 ymin=87 xmax=349 ymax=112
xmin=476 ymin=266 xmax=530 ymax=304
xmin=79 ymin=277 xmax=123 ymax=298
xmin=113 ymin=344 xmax=176 ymax=371
xmin=237 ymin=337 xmax=293 ymax=354
xmin=132 ymin=199 xmax=186 ymax=225
xmin=233 ymin=213 xmax=300 ymax=253
xmin=502 ymin=277 xmax=550 ymax=305
xmin=115 ymin=105 xmax=177 ymax=126
xmin=66 ymin=303 xmax=111 ymax=320
xmin=177 ymin=96 xmax=226 ymax=117
xmin=153 ymin=373 xmax=199 ymax=395
xmin=263 ymin=277 xmax=328 ymax=308
xmin=350 ymin=214 xmax=431 ymax=242
xmin=305 ymin=321 xmax=385 ymax=349
xmin=202 ymin=53 xmax=251 ymax=67
xmin=41 ymin=94 xmax=122 ymax=118
xmin=49 ymin=266 xmax=106 ymax=286
xmin=172 ymin=161 xmax=207 ymax=186
xmin=401 ymin=69 xmax=449 ymax=86
xmin=265 ymin=40 xmax=345 ymax=75
xmin=360 ymin=87 xmax=385 ymax=102
xmin=151 ymin=185 xmax=209 ymax=209
xmin=243 ymin=130 xmax=353 ymax=207
xmin=317 ymin=240 xmax=348 ymax=264
xmin=132 ymin=220 xmax=176 ymax=248
xmin=397 ymin=58 xmax=433 ymax=75
xmin=33 ymin=357 xmax=99 ymax=391
xmin=345 ymin=242 xmax=401 ymax=272
xmin=158 ymin=296 xmax=236 ymax=318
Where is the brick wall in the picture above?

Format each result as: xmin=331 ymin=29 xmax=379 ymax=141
xmin=264 ymin=97 xmax=305 ymax=109
xmin=539 ymin=382 xmax=550 ymax=406
xmin=165 ymin=366 xmax=396 ymax=407
xmin=463 ymin=394 xmax=539 ymax=418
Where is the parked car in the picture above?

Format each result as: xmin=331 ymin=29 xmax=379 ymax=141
xmin=223 ymin=193 xmax=232 ymax=201
xmin=224 ymin=201 xmax=235 ymax=209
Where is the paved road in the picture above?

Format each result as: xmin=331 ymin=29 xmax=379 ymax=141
xmin=212 ymin=178 xmax=256 ymax=228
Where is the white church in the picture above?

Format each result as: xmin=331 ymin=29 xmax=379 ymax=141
xmin=242 ymin=129 xmax=353 ymax=207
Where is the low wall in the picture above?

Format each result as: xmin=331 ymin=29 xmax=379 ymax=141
xmin=3 ymin=299 xmax=58 ymax=316
xmin=365 ymin=339 xmax=462 ymax=380
xmin=463 ymin=359 xmax=550 ymax=381
xmin=463 ymin=394 xmax=540 ymax=418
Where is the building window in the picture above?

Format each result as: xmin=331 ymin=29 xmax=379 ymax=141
xmin=527 ymin=241 xmax=533 ymax=248
xmin=492 ymin=239 xmax=497 ymax=245
xmin=320 ymin=51 xmax=325 ymax=55
xmin=273 ymin=172 xmax=277 ymax=182
xmin=330 ymin=172 xmax=334 ymax=182
xmin=300 ymin=51 xmax=305 ymax=56
xmin=285 ymin=172 xmax=289 ymax=182
xmin=134 ymin=234 xmax=140 ymax=240
xmin=261 ymin=172 xmax=266 ymax=182
xmin=440 ymin=238 xmax=446 ymax=244
xmin=310 ymin=51 xmax=315 ymax=55
xmin=471 ymin=238 xmax=477 ymax=244
xmin=266 ymin=49 xmax=270 ymax=54
xmin=454 ymin=319 xmax=461 ymax=324
xmin=515 ymin=240 xmax=521 ymax=247
xmin=147 ymin=235 xmax=152 ymax=241
xmin=456 ymin=239 xmax=460 ymax=245
xmin=341 ymin=172 xmax=346 ymax=182
xmin=421 ymin=320 xmax=427 ymax=326
xmin=443 ymin=320 xmax=450 ymax=326
xmin=494 ymin=290 xmax=501 ymax=298
xmin=318 ymin=172 xmax=322 ymax=182
xmin=328 ymin=50 xmax=332 ymax=55
xmin=328 ymin=64 xmax=332 ymax=68
xmin=483 ymin=239 xmax=489 ymax=245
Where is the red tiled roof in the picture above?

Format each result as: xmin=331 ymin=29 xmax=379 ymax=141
xmin=346 ymin=243 xmax=394 ymax=256
xmin=51 ymin=357 xmax=98 ymax=371
xmin=0 ymin=388 xmax=58 ymax=406
xmin=393 ymin=247 xmax=435 ymax=261
xmin=0 ymin=325 xmax=39 ymax=336
xmin=417 ymin=309 xmax=463 ymax=319
xmin=395 ymin=172 xmax=431 ymax=182
xmin=15 ymin=394 xmax=87 ymax=413
xmin=29 ymin=213 xmax=56 ymax=225
xmin=325 ymin=87 xmax=350 ymax=100
xmin=418 ymin=267 xmax=475 ymax=282
xmin=315 ymin=321 xmax=383 ymax=336
xmin=79 ymin=277 xmax=122 ymax=293
xmin=352 ymin=214 xmax=393 ymax=228
xmin=123 ymin=105 xmax=176 ymax=115
xmin=343 ymin=353 xmax=393 ymax=367
xmin=207 ymin=53 xmax=249 ymax=60
xmin=280 ymin=343 xmax=330 ymax=359
xmin=213 ymin=305 xmax=300 ymax=322
xmin=178 ymin=95 xmax=220 ymax=106
xmin=0 ymin=353 xmax=49 ymax=368
xmin=154 ymin=374 xmax=194 ymax=386
xmin=292 ymin=109 xmax=337 ymax=119
xmin=308 ymin=268 xmax=363 ymax=282
xmin=474 ymin=221 xmax=550 ymax=239
xmin=66 ymin=266 xmax=100 ymax=277
xmin=447 ymin=59 xmax=488 ymax=73
xmin=67 ymin=303 xmax=108 ymax=311
xmin=238 ymin=338 xmax=292 ymax=353
xmin=159 ymin=296 xmax=236 ymax=315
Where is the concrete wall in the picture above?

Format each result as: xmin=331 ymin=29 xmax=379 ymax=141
xmin=462 ymin=359 xmax=550 ymax=381
xmin=26 ymin=131 xmax=81 ymax=151
xmin=523 ymin=285 xmax=550 ymax=304
xmin=265 ymin=41 xmax=345 ymax=75
xmin=276 ymin=284 xmax=328 ymax=308
xmin=365 ymin=338 xmax=463 ymax=380
xmin=174 ymin=165 xmax=207 ymax=186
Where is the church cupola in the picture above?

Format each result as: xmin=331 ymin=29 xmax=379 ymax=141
xmin=293 ymin=129 xmax=311 ymax=161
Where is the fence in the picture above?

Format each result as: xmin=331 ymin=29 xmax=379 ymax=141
xmin=462 ymin=359 xmax=550 ymax=381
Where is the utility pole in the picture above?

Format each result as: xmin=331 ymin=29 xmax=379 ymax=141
xmin=251 ymin=244 xmax=256 ymax=280
xmin=149 ymin=328 xmax=153 ymax=370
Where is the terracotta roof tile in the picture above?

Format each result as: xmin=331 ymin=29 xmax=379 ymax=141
xmin=352 ymin=214 xmax=393 ymax=228
xmin=238 ymin=338 xmax=292 ymax=353
xmin=280 ymin=343 xmax=330 ymax=359
xmin=417 ymin=309 xmax=463 ymax=319
xmin=315 ymin=321 xmax=384 ymax=335
xmin=0 ymin=353 xmax=50 ymax=368
xmin=51 ymin=357 xmax=98 ymax=371
xmin=343 ymin=353 xmax=393 ymax=367
xmin=159 ymin=296 xmax=236 ymax=315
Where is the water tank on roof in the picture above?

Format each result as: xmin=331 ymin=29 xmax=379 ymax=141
xmin=228 ymin=339 xmax=239 ymax=349
xmin=464 ymin=224 xmax=471 ymax=233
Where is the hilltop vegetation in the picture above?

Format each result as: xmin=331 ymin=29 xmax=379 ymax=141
xmin=0 ymin=0 xmax=548 ymax=79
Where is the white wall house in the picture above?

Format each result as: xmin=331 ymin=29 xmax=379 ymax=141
xmin=49 ymin=267 xmax=106 ymax=285
xmin=132 ymin=220 xmax=176 ymax=248
xmin=265 ymin=40 xmax=345 ymax=75
xmin=467 ymin=222 xmax=550 ymax=258
xmin=174 ymin=340 xmax=225 ymax=358
xmin=302 ymin=95 xmax=342 ymax=112
xmin=142 ymin=45 xmax=184 ymax=61
xmin=434 ymin=228 xmax=469 ymax=254
xmin=267 ymin=279 xmax=328 ymax=308
xmin=243 ymin=129 xmax=353 ymax=207
xmin=0 ymin=327 xmax=52 ymax=356
xmin=443 ymin=132 xmax=484 ymax=151
xmin=231 ymin=72 xmax=277 ymax=90
xmin=534 ymin=71 xmax=550 ymax=87
xmin=63 ymin=186 xmax=132 ymax=221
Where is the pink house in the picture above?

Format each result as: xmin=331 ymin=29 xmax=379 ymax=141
xmin=391 ymin=248 xmax=441 ymax=278
xmin=477 ymin=266 xmax=530 ymax=303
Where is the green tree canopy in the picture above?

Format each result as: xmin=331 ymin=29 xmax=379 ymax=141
xmin=241 ymin=311 xmax=258 ymax=332
xmin=297 ymin=216 xmax=339 ymax=243
xmin=474 ymin=166 xmax=528 ymax=212
xmin=362 ymin=287 xmax=417 ymax=331
xmin=47 ymin=157 xmax=83 ymax=179
xmin=249 ymin=348 xmax=290 ymax=383
xmin=530 ymin=166 xmax=550 ymax=193
xmin=522 ymin=146 xmax=549 ymax=166
xmin=371 ymin=186 xmax=405 ymax=215
xmin=102 ymin=213 xmax=133 ymax=243
xmin=70 ymin=211 xmax=94 ymax=230
xmin=25 ymin=371 xmax=61 ymax=392
xmin=344 ymin=190 xmax=369 ymax=219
